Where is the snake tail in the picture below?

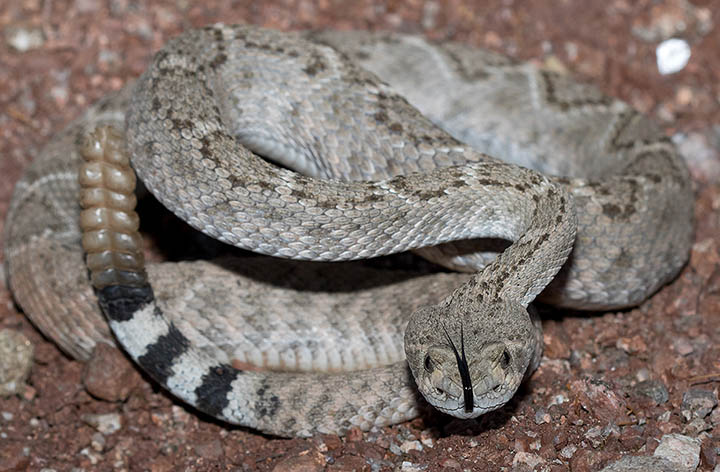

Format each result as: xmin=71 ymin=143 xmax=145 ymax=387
xmin=77 ymin=125 xmax=421 ymax=437
xmin=79 ymin=125 xmax=240 ymax=423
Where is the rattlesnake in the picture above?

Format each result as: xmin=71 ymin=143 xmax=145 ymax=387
xmin=4 ymin=25 xmax=693 ymax=437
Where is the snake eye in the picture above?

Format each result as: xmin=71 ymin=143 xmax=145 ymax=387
xmin=500 ymin=349 xmax=511 ymax=369
xmin=424 ymin=354 xmax=434 ymax=372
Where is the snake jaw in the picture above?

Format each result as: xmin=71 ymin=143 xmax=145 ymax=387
xmin=470 ymin=339 xmax=532 ymax=412
xmin=405 ymin=299 xmax=540 ymax=420
xmin=416 ymin=340 xmax=529 ymax=418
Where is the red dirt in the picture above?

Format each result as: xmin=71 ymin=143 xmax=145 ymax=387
xmin=1 ymin=1 xmax=719 ymax=470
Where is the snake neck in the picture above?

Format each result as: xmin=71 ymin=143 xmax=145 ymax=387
xmin=472 ymin=178 xmax=577 ymax=308
xmin=404 ymin=172 xmax=575 ymax=417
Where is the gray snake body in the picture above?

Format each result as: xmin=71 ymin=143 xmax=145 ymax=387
xmin=4 ymin=25 xmax=693 ymax=436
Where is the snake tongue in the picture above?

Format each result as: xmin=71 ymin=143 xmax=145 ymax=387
xmin=442 ymin=324 xmax=474 ymax=413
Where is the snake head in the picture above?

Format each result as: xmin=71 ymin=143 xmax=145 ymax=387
xmin=404 ymin=297 xmax=541 ymax=419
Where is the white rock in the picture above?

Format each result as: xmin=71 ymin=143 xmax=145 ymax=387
xmin=4 ymin=26 xmax=45 ymax=52
xmin=400 ymin=461 xmax=425 ymax=472
xmin=653 ymin=433 xmax=701 ymax=472
xmin=512 ymin=452 xmax=545 ymax=469
xmin=399 ymin=440 xmax=423 ymax=453
xmin=0 ymin=329 xmax=34 ymax=397
xmin=82 ymin=412 xmax=122 ymax=435
xmin=656 ymin=38 xmax=691 ymax=75
xmin=560 ymin=444 xmax=577 ymax=459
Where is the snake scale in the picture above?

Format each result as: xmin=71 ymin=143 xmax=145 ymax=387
xmin=4 ymin=25 xmax=693 ymax=437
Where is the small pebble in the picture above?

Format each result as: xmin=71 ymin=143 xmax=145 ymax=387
xmin=332 ymin=455 xmax=369 ymax=470
xmin=441 ymin=458 xmax=461 ymax=469
xmin=548 ymin=394 xmax=568 ymax=407
xmin=534 ymin=408 xmax=550 ymax=425
xmin=83 ymin=343 xmax=141 ymax=402
xmin=585 ymin=426 xmax=605 ymax=448
xmin=569 ymin=379 xmax=629 ymax=423
xmin=389 ymin=442 xmax=403 ymax=456
xmin=271 ymin=451 xmax=325 ymax=472
xmin=654 ymin=433 xmax=702 ymax=472
xmin=635 ymin=368 xmax=651 ymax=382
xmin=400 ymin=461 xmax=425 ymax=472
xmin=345 ymin=426 xmax=363 ymax=442
xmin=656 ymin=38 xmax=691 ymax=75
xmin=0 ymin=329 xmax=34 ymax=397
xmin=681 ymin=389 xmax=718 ymax=420
xmin=419 ymin=432 xmax=433 ymax=448
xmin=171 ymin=405 xmax=191 ymax=425
xmin=560 ymin=445 xmax=577 ymax=459
xmin=79 ymin=447 xmax=101 ymax=465
xmin=512 ymin=452 xmax=545 ymax=469
xmin=4 ymin=25 xmax=45 ymax=52
xmin=616 ymin=335 xmax=647 ymax=354
xmin=633 ymin=379 xmax=669 ymax=404
xmin=82 ymin=412 xmax=122 ymax=435
xmin=673 ymin=337 xmax=695 ymax=356
xmin=599 ymin=456 xmax=679 ymax=472
xmin=194 ymin=439 xmax=224 ymax=460
xmin=683 ymin=417 xmax=711 ymax=435
xmin=90 ymin=432 xmax=106 ymax=452
xmin=22 ymin=385 xmax=37 ymax=401
xmin=400 ymin=440 xmax=423 ymax=453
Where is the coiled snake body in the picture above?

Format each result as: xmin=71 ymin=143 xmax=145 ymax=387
xmin=4 ymin=25 xmax=693 ymax=437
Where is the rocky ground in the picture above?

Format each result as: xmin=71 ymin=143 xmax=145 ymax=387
xmin=1 ymin=0 xmax=719 ymax=470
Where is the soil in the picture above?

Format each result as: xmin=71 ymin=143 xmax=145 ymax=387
xmin=1 ymin=0 xmax=719 ymax=471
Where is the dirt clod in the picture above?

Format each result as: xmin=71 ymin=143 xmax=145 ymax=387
xmin=83 ymin=343 xmax=142 ymax=402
